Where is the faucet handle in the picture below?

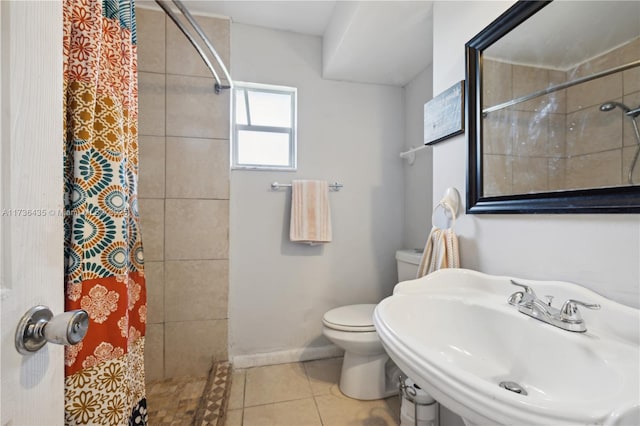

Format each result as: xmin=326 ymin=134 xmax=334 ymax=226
xmin=510 ymin=280 xmax=536 ymax=296
xmin=560 ymin=299 xmax=601 ymax=323
xmin=507 ymin=291 xmax=524 ymax=306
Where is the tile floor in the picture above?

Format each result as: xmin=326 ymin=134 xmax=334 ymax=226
xmin=225 ymin=357 xmax=401 ymax=426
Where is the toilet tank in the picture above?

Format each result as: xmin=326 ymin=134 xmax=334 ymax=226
xmin=395 ymin=249 xmax=423 ymax=281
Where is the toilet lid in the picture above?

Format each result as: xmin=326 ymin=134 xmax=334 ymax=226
xmin=322 ymin=304 xmax=377 ymax=332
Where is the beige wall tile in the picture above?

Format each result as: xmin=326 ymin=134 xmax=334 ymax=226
xmin=571 ymin=44 xmax=623 ymax=79
xmin=166 ymin=74 xmax=230 ymax=139
xmin=520 ymin=90 xmax=564 ymax=116
xmin=547 ymin=113 xmax=566 ymax=158
xmin=228 ymin=370 xmax=246 ymax=410
xmin=512 ymin=64 xmax=549 ymax=113
xmin=622 ymin=146 xmax=640 ymax=185
xmin=165 ymin=260 xmax=228 ymax=321
xmin=303 ymin=357 xmax=342 ymax=396
xmin=166 ymin=137 xmax=229 ymax=199
xmin=512 ymin=156 xmax=549 ymax=194
xmin=620 ymin=37 xmax=640 ymax=62
xmin=137 ymin=7 xmax=230 ymax=382
xmin=165 ymin=319 xmax=228 ymax=377
xmin=138 ymin=136 xmax=165 ymax=198
xmin=145 ymin=261 xmax=164 ymax=324
xmin=165 ymin=199 xmax=229 ymax=260
xmin=566 ymin=150 xmax=622 ymax=190
xmin=566 ymin=104 xmax=623 ymax=157
xmin=482 ymin=109 xmax=514 ymax=155
xmin=244 ymin=363 xmax=312 ymax=407
xmin=622 ymin=38 xmax=640 ymax=94
xmin=548 ymin=158 xmax=567 ymax=192
xmin=136 ymin=8 xmax=165 ymax=74
xmin=548 ymin=70 xmax=567 ymax=114
xmin=138 ymin=72 xmax=166 ymax=136
xmin=144 ymin=323 xmax=164 ymax=382
xmin=166 ymin=16 xmax=231 ymax=78
xmin=139 ymin=198 xmax=164 ymax=261
xmin=482 ymin=59 xmax=512 ymax=108
xmin=623 ymin=92 xmax=640 ymax=147
xmin=483 ymin=155 xmax=513 ymax=197
xmin=243 ymin=398 xmax=321 ymax=426
xmin=624 ymin=68 xmax=640 ymax=95
xmin=512 ymin=111 xmax=549 ymax=157
xmin=566 ymin=73 xmax=622 ymax=113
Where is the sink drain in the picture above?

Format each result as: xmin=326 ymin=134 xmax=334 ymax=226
xmin=499 ymin=381 xmax=528 ymax=395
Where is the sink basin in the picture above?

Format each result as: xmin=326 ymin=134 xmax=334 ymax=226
xmin=373 ymin=269 xmax=640 ymax=426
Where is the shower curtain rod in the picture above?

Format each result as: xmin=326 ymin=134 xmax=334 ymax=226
xmin=483 ymin=59 xmax=640 ymax=115
xmin=155 ymin=0 xmax=233 ymax=94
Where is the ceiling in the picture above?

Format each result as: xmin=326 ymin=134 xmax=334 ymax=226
xmin=180 ymin=1 xmax=337 ymax=36
xmin=484 ymin=1 xmax=640 ymax=71
xmin=147 ymin=0 xmax=433 ymax=86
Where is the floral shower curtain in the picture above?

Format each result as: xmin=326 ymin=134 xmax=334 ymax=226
xmin=63 ymin=0 xmax=147 ymax=424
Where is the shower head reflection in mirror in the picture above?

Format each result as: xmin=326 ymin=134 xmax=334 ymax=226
xmin=600 ymin=101 xmax=640 ymax=184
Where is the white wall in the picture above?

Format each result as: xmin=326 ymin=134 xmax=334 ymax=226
xmin=229 ymin=24 xmax=405 ymax=365
xmin=431 ymin=1 xmax=640 ymax=308
xmin=403 ymin=66 xmax=433 ymax=249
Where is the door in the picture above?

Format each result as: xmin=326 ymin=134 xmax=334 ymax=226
xmin=1 ymin=1 xmax=64 ymax=424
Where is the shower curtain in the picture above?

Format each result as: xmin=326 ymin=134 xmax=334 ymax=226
xmin=63 ymin=0 xmax=147 ymax=424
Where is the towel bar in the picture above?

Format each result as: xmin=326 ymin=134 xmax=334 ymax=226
xmin=270 ymin=181 xmax=343 ymax=191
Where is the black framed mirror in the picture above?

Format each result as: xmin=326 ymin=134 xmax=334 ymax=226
xmin=466 ymin=0 xmax=640 ymax=213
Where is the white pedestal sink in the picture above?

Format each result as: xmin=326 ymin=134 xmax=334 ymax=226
xmin=373 ymin=269 xmax=639 ymax=426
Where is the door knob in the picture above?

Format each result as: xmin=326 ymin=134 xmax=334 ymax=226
xmin=15 ymin=305 xmax=89 ymax=355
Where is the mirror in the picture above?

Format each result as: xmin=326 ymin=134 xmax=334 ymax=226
xmin=466 ymin=1 xmax=640 ymax=213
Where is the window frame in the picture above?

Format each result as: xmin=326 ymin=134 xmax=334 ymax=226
xmin=231 ymin=81 xmax=298 ymax=171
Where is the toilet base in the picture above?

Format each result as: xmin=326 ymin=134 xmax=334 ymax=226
xmin=339 ymin=351 xmax=398 ymax=400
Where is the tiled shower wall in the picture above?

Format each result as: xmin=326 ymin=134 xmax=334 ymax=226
xmin=564 ymin=37 xmax=640 ymax=189
xmin=136 ymin=6 xmax=230 ymax=380
xmin=483 ymin=37 xmax=640 ymax=196
xmin=483 ymin=60 xmax=567 ymax=195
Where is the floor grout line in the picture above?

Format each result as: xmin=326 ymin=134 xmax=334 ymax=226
xmin=152 ymin=359 xmax=400 ymax=426
xmin=242 ymin=395 xmax=317 ymax=409
xmin=302 ymin=360 xmax=325 ymax=425
xmin=311 ymin=394 xmax=325 ymax=426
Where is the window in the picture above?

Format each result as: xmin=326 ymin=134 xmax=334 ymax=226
xmin=232 ymin=82 xmax=297 ymax=170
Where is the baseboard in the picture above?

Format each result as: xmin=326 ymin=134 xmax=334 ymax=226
xmin=231 ymin=345 xmax=344 ymax=369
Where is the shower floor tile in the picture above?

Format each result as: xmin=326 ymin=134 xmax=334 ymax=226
xmin=146 ymin=361 xmax=232 ymax=426
xmin=147 ymin=375 xmax=208 ymax=425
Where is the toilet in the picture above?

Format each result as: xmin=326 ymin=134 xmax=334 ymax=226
xmin=322 ymin=249 xmax=423 ymax=400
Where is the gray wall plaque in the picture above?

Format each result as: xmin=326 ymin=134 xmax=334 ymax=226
xmin=424 ymin=81 xmax=464 ymax=145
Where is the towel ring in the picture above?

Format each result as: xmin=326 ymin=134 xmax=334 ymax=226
xmin=432 ymin=202 xmax=456 ymax=229
xmin=432 ymin=187 xmax=460 ymax=229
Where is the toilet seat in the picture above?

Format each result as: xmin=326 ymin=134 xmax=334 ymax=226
xmin=322 ymin=304 xmax=376 ymax=332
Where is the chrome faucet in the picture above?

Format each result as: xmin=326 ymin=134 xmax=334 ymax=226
xmin=507 ymin=280 xmax=600 ymax=332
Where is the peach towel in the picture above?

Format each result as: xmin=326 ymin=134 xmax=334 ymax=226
xmin=417 ymin=201 xmax=460 ymax=277
xmin=416 ymin=227 xmax=460 ymax=277
xmin=290 ymin=180 xmax=332 ymax=244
